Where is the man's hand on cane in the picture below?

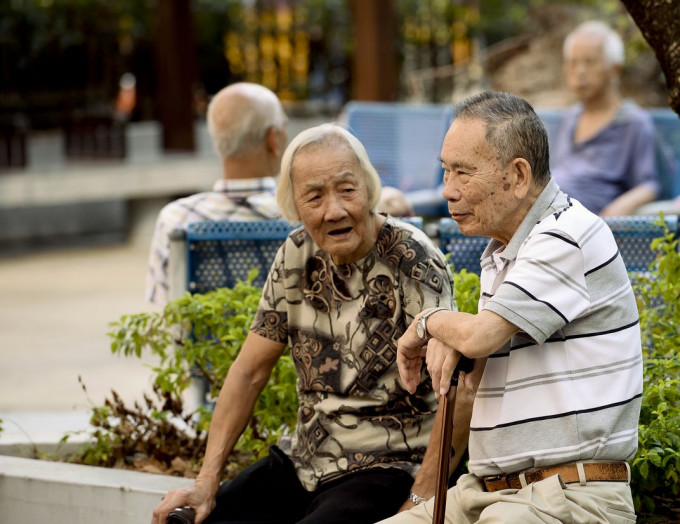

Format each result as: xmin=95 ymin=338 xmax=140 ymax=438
xmin=397 ymin=316 xmax=478 ymax=397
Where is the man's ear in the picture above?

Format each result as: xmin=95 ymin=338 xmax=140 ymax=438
xmin=265 ymin=126 xmax=284 ymax=156
xmin=511 ymin=157 xmax=533 ymax=199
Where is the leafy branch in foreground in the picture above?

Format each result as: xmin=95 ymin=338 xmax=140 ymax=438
xmin=631 ymin=216 xmax=680 ymax=519
xmin=69 ymin=270 xmax=298 ymax=477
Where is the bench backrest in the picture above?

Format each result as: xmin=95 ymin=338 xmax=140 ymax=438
xmin=185 ymin=219 xmax=296 ymax=294
xmin=439 ymin=215 xmax=679 ymax=276
xmin=185 ymin=217 xmax=425 ymax=294
xmin=345 ymin=101 xmax=453 ymax=193
xmin=648 ymin=108 xmax=680 ymax=200
xmin=343 ymin=103 xmax=680 ymax=214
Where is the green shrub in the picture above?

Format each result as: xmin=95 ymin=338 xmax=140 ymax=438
xmin=452 ymin=267 xmax=481 ymax=314
xmin=630 ymin=218 xmax=680 ymax=517
xmin=70 ymin=270 xmax=297 ymax=476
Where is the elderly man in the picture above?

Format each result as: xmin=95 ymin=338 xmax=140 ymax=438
xmin=145 ymin=82 xmax=287 ymax=305
xmin=152 ymin=123 xmax=456 ymax=524
xmin=551 ymin=20 xmax=659 ymax=216
xmin=380 ymin=91 xmax=642 ymax=523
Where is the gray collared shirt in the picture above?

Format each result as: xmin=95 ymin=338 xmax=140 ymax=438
xmin=550 ymin=101 xmax=659 ymax=215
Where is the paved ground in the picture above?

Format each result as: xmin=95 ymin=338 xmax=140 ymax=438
xmin=0 ymin=210 xmax=164 ymax=445
xmin=0 ymin=115 xmax=330 ymax=447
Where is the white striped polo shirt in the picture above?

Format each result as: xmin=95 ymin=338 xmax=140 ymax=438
xmin=468 ymin=179 xmax=642 ymax=477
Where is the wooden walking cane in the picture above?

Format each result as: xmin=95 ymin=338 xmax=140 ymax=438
xmin=433 ymin=357 xmax=473 ymax=524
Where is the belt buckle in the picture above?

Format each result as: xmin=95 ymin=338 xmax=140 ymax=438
xmin=483 ymin=474 xmax=505 ymax=491
xmin=485 ymin=474 xmax=504 ymax=482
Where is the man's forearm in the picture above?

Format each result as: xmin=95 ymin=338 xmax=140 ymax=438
xmin=426 ymin=310 xmax=518 ymax=359
xmin=601 ymin=184 xmax=656 ymax=216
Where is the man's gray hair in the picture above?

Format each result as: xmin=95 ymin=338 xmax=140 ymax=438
xmin=563 ymin=21 xmax=625 ymax=66
xmin=453 ymin=91 xmax=551 ymax=186
xmin=207 ymin=83 xmax=287 ymax=159
xmin=277 ymin=123 xmax=382 ymax=223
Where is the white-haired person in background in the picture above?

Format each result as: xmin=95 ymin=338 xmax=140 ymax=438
xmin=145 ymin=82 xmax=288 ymax=305
xmin=550 ymin=20 xmax=660 ymax=217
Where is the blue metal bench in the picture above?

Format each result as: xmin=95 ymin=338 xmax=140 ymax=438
xmin=438 ymin=219 xmax=488 ymax=275
xmin=439 ymin=215 xmax=679 ymax=276
xmin=345 ymin=101 xmax=453 ymax=216
xmin=186 ymin=219 xmax=297 ymax=294
xmin=605 ymin=214 xmax=679 ymax=272
xmin=184 ymin=217 xmax=425 ymax=294
xmin=648 ymin=108 xmax=680 ymax=200
xmin=342 ymin=103 xmax=680 ymax=217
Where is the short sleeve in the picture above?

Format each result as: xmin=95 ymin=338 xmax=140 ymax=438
xmin=483 ymin=230 xmax=589 ymax=345
xmin=250 ymin=242 xmax=289 ymax=343
xmin=400 ymin=232 xmax=457 ymax=325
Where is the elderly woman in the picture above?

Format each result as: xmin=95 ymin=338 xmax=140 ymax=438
xmin=152 ymin=123 xmax=455 ymax=524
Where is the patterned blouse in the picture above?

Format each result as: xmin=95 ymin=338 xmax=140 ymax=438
xmin=251 ymin=215 xmax=455 ymax=490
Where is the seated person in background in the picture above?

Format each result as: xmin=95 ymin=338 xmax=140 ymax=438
xmin=551 ymin=20 xmax=660 ymax=216
xmin=145 ymin=82 xmax=287 ymax=305
xmin=379 ymin=91 xmax=641 ymax=523
xmin=152 ymin=123 xmax=459 ymax=524
xmin=377 ymin=185 xmax=415 ymax=217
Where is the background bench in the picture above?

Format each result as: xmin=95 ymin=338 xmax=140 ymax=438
xmin=345 ymin=101 xmax=452 ymax=217
xmin=170 ymin=215 xmax=677 ymax=300
xmin=439 ymin=214 xmax=679 ymax=276
xmin=170 ymin=217 xmax=424 ymax=298
xmin=344 ymin=102 xmax=680 ymax=215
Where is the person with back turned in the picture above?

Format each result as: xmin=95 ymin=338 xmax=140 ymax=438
xmin=145 ymin=82 xmax=287 ymax=305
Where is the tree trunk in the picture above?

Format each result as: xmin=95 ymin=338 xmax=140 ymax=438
xmin=348 ymin=0 xmax=398 ymax=101
xmin=620 ymin=0 xmax=680 ymax=115
xmin=155 ymin=0 xmax=197 ymax=151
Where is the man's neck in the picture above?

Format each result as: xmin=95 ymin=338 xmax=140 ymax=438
xmin=582 ymin=89 xmax=621 ymax=115
xmin=575 ymin=90 xmax=622 ymax=143
xmin=221 ymin=154 xmax=275 ymax=181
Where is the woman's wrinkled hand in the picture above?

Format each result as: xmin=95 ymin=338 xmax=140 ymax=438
xmin=151 ymin=479 xmax=217 ymax=524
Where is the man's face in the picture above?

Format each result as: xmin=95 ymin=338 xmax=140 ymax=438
xmin=564 ymin=36 xmax=616 ymax=102
xmin=292 ymin=143 xmax=375 ymax=264
xmin=440 ymin=118 xmax=522 ymax=245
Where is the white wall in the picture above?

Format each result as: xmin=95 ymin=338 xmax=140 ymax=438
xmin=0 ymin=455 xmax=193 ymax=524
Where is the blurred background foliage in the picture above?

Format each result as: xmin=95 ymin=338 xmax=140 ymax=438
xmin=0 ymin=0 xmax=663 ymax=129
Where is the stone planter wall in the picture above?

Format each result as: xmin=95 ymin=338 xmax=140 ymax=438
xmin=0 ymin=455 xmax=193 ymax=524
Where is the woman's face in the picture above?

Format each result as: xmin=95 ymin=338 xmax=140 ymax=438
xmin=291 ymin=142 xmax=377 ymax=265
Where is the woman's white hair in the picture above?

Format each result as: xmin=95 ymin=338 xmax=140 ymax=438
xmin=207 ymin=83 xmax=287 ymax=159
xmin=563 ymin=21 xmax=625 ymax=66
xmin=276 ymin=123 xmax=382 ymax=223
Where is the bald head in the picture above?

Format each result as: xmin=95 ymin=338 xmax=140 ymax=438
xmin=207 ymin=82 xmax=287 ymax=160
